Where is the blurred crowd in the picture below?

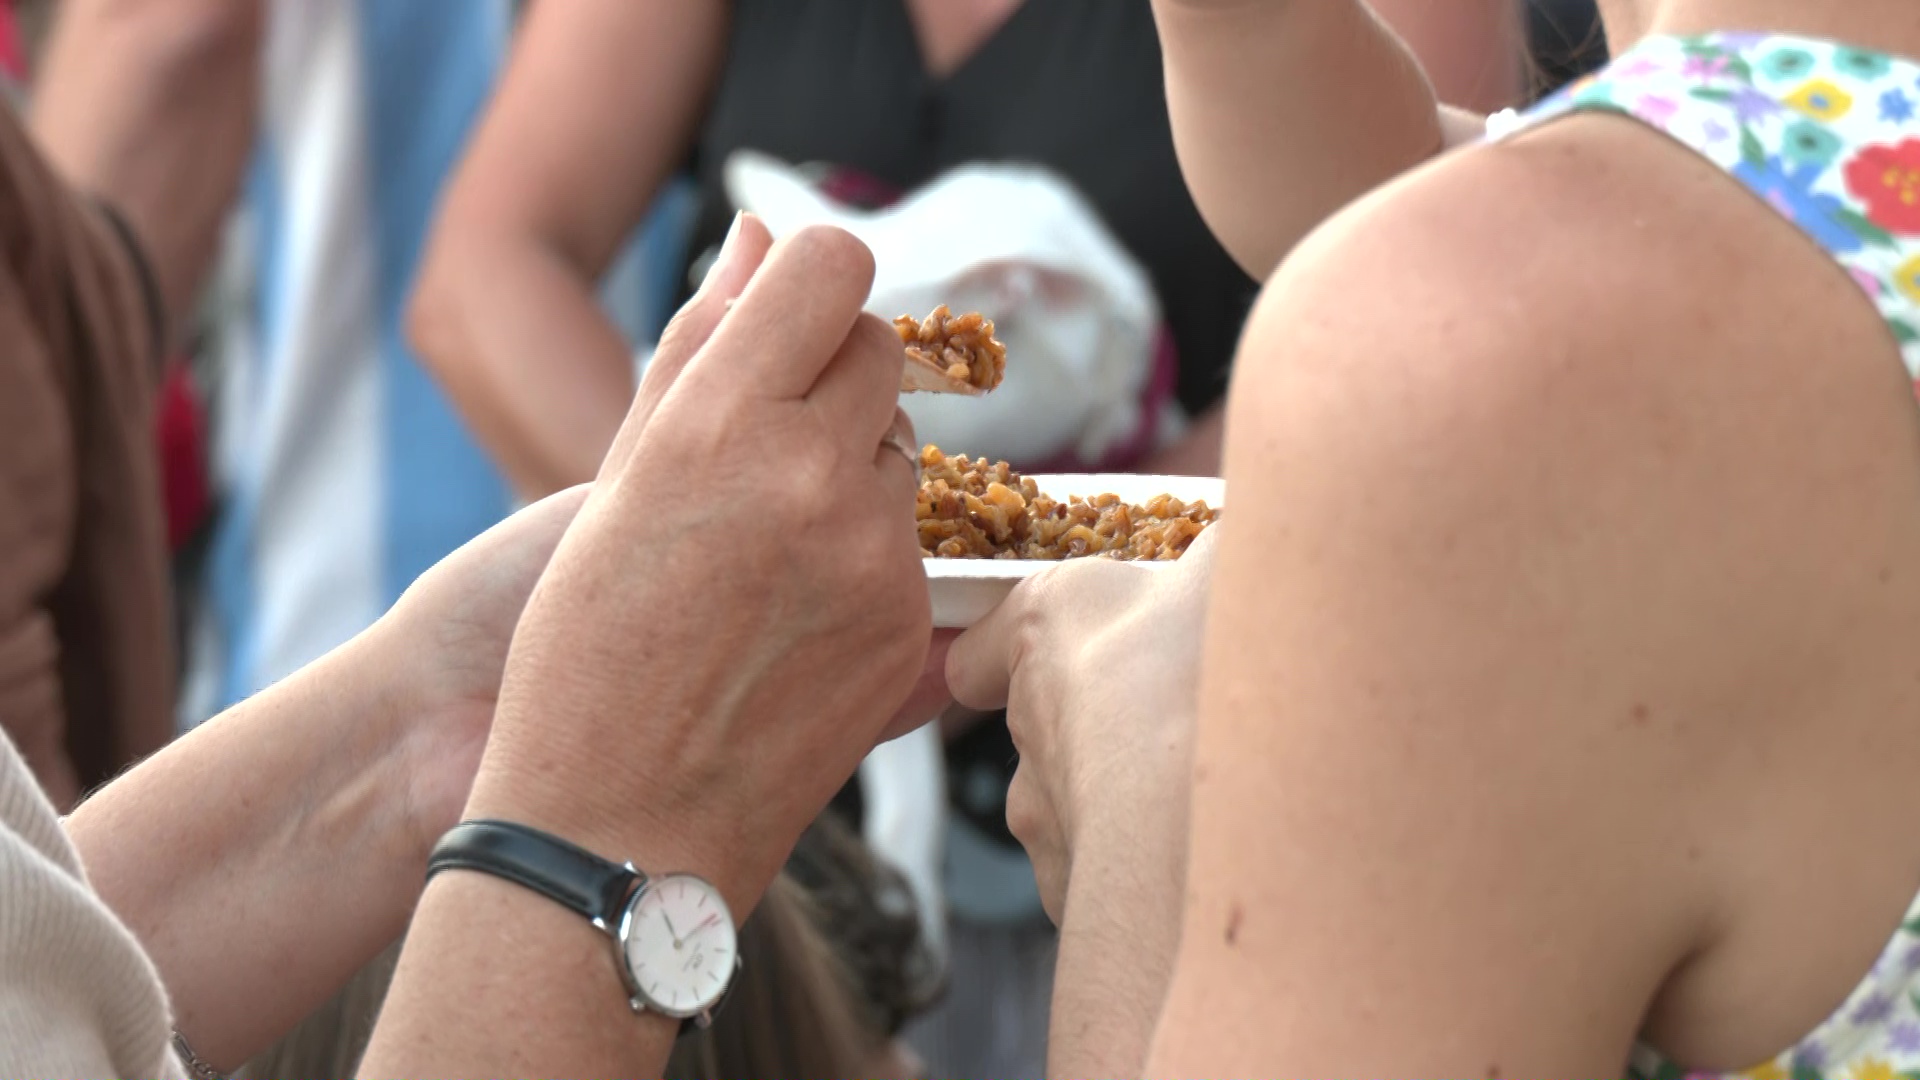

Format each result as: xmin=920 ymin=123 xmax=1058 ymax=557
xmin=4 ymin=1 xmax=1604 ymax=1077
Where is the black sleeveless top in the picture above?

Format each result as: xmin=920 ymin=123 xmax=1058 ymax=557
xmin=681 ymin=1 xmax=1254 ymax=850
xmin=679 ymin=0 xmax=1257 ymax=417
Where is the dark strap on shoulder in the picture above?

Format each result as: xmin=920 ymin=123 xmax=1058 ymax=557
xmin=427 ymin=820 xmax=639 ymax=925
xmin=89 ymin=196 xmax=167 ymax=369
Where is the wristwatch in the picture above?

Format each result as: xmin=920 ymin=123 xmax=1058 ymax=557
xmin=426 ymin=819 xmax=740 ymax=1029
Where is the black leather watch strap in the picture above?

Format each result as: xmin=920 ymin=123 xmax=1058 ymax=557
xmin=427 ymin=820 xmax=639 ymax=927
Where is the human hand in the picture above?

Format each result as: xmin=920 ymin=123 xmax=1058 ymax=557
xmin=462 ymin=214 xmax=938 ymax=914
xmin=356 ymin=484 xmax=592 ymax=863
xmin=945 ymin=527 xmax=1220 ymax=921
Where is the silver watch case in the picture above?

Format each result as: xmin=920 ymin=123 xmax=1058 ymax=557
xmin=604 ymin=865 xmax=742 ymax=1025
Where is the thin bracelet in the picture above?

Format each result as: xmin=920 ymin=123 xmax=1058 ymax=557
xmin=171 ymin=1030 xmax=226 ymax=1080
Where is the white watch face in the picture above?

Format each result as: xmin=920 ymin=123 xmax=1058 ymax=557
xmin=619 ymin=873 xmax=738 ymax=1018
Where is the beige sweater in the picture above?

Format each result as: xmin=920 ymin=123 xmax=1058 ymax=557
xmin=0 ymin=732 xmax=184 ymax=1079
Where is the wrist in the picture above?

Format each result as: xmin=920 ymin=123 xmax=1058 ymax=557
xmin=459 ymin=729 xmax=774 ymax=924
xmin=332 ymin=619 xmax=448 ymax=872
xmin=364 ymin=864 xmax=685 ymax=1077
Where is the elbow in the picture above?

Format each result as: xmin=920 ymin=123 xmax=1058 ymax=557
xmin=1200 ymin=207 xmax=1291 ymax=284
xmin=405 ymin=244 xmax=470 ymax=394
xmin=1184 ymin=129 xmax=1449 ymax=283
xmin=1186 ymin=185 xmax=1329 ymax=284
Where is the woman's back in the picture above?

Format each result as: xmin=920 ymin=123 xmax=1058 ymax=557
xmin=1166 ymin=4 xmax=1920 ymax=1077
xmin=1536 ymin=35 xmax=1920 ymax=1080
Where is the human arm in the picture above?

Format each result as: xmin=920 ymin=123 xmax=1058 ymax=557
xmin=362 ymin=219 xmax=939 ymax=1076
xmin=1131 ymin=119 xmax=1920 ymax=1074
xmin=947 ymin=530 xmax=1220 ymax=1078
xmin=1375 ymin=0 xmax=1522 ymax=114
xmin=1150 ymin=0 xmax=1510 ymax=279
xmin=1145 ymin=195 xmax=1691 ymax=1077
xmin=64 ymin=485 xmax=592 ymax=1070
xmin=65 ymin=214 xmax=944 ymax=1068
xmin=30 ymin=0 xmax=264 ymax=340
xmin=407 ymin=0 xmax=726 ymax=500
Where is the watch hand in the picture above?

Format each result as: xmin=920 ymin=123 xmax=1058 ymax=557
xmin=692 ymin=914 xmax=721 ymax=935
xmin=662 ymin=911 xmax=683 ymax=947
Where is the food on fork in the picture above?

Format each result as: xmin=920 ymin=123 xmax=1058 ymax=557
xmin=896 ymin=305 xmax=1007 ymax=395
xmin=916 ymin=446 xmax=1218 ymax=561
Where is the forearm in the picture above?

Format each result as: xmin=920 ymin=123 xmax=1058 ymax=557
xmin=409 ymin=233 xmax=636 ymax=499
xmin=31 ymin=0 xmax=262 ymax=338
xmin=1374 ymin=0 xmax=1521 ymax=114
xmin=64 ymin=632 xmax=423 ymax=1070
xmin=1151 ymin=0 xmax=1450 ymax=279
xmin=1048 ymin=801 xmax=1190 ymax=1079
xmin=360 ymin=709 xmax=736 ymax=1077
xmin=407 ymin=0 xmax=728 ymax=501
xmin=360 ymin=872 xmax=681 ymax=1078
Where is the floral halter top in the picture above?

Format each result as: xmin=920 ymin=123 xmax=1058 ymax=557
xmin=1492 ymin=31 xmax=1920 ymax=1080
xmin=1495 ymin=31 xmax=1920 ymax=380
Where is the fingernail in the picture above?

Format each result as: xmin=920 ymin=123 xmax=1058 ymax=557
xmin=695 ymin=212 xmax=744 ymax=295
xmin=702 ymin=211 xmax=746 ymax=290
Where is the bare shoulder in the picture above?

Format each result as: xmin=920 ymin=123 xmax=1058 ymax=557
xmin=1267 ymin=113 xmax=1892 ymax=393
xmin=1234 ymin=108 xmax=1920 ymax=542
xmin=1225 ymin=107 xmax=1920 ymax=865
xmin=1183 ymin=113 xmax=1920 ymax=1070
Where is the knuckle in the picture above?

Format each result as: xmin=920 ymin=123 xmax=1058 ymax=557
xmin=1007 ymin=600 xmax=1049 ymax=677
xmin=788 ymin=224 xmax=876 ymax=286
xmin=1040 ymin=557 xmax=1146 ymax=615
xmin=1068 ymin=552 xmax=1145 ymax=591
xmin=1005 ymin=768 xmax=1049 ymax=848
xmin=847 ymin=311 xmax=901 ymax=358
xmin=1009 ymin=569 xmax=1062 ymax=621
xmin=888 ymin=405 xmax=917 ymax=448
xmin=1007 ymin=569 xmax=1081 ymax=648
xmin=652 ymin=292 xmax=719 ymax=361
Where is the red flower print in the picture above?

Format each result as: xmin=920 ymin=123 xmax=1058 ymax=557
xmin=1844 ymin=139 xmax=1920 ymax=234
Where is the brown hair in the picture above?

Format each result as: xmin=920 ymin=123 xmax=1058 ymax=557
xmin=784 ymin=812 xmax=942 ymax=1036
xmin=666 ymin=812 xmax=941 ymax=1078
xmin=664 ymin=872 xmax=882 ymax=1079
xmin=240 ymin=819 xmax=928 ymax=1079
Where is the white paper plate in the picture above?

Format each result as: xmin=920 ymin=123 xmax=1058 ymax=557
xmin=925 ymin=474 xmax=1225 ymax=628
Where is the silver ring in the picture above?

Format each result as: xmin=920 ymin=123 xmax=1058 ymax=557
xmin=881 ymin=430 xmax=921 ymax=485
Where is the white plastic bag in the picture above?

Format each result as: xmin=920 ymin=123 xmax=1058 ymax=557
xmin=724 ymin=150 xmax=1163 ymax=465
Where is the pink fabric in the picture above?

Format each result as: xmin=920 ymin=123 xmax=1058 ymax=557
xmin=0 ymin=2 xmax=25 ymax=83
xmin=154 ymin=362 xmax=211 ymax=553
